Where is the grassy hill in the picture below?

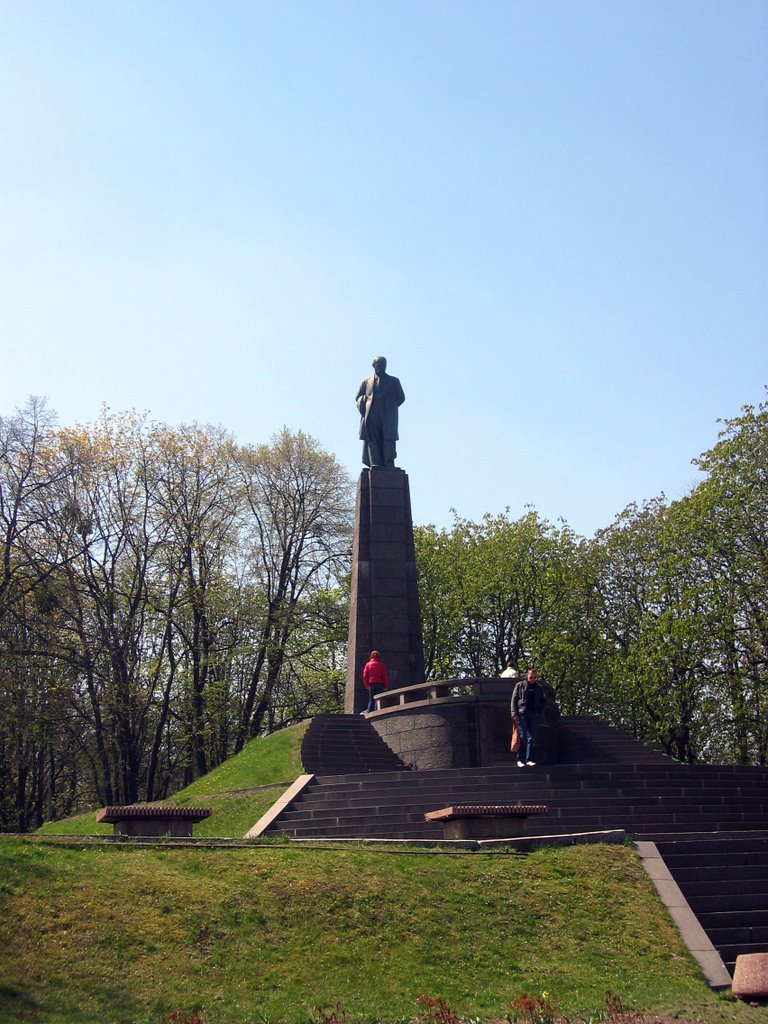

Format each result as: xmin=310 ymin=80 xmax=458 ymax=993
xmin=0 ymin=837 xmax=757 ymax=1024
xmin=37 ymin=720 xmax=309 ymax=839
xmin=6 ymin=722 xmax=757 ymax=1023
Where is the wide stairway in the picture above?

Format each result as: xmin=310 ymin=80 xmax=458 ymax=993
xmin=262 ymin=714 xmax=768 ymax=977
xmin=270 ymin=716 xmax=768 ymax=841
xmin=265 ymin=760 xmax=768 ymax=842
xmin=653 ymin=832 xmax=768 ymax=976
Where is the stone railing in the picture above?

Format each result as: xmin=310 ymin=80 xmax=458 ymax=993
xmin=373 ymin=676 xmax=518 ymax=712
xmin=367 ymin=676 xmax=559 ymax=771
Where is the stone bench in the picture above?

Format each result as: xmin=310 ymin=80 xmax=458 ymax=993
xmin=733 ymin=953 xmax=768 ymax=999
xmin=424 ymin=803 xmax=548 ymax=840
xmin=96 ymin=805 xmax=212 ymax=837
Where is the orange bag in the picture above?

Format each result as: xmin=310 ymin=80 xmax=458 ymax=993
xmin=510 ymin=721 xmax=521 ymax=753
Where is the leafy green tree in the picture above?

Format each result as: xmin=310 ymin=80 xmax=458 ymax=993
xmin=691 ymin=394 xmax=768 ymax=763
xmin=415 ymin=508 xmax=592 ymax=700
xmin=413 ymin=524 xmax=463 ymax=679
xmin=0 ymin=399 xmax=88 ymax=828
xmin=46 ymin=412 xmax=173 ymax=803
xmin=591 ymin=497 xmax=721 ymax=761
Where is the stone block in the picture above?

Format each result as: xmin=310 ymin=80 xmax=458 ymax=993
xmin=353 ymin=520 xmax=371 ymax=548
xmin=371 ymin=705 xmax=477 ymax=769
xmin=96 ymin=805 xmax=211 ymax=837
xmin=371 ymin=630 xmax=409 ymax=651
xmin=733 ymin=953 xmax=768 ymax=999
xmin=425 ymin=804 xmax=549 ymax=840
xmin=371 ymin=541 xmax=410 ymax=563
xmin=370 ymin=505 xmax=406 ymax=528
xmin=369 ymin=559 xmax=409 ymax=581
xmin=368 ymin=487 xmax=407 ymax=506
xmin=352 ymin=598 xmax=373 ymax=623
xmin=369 ymin=468 xmax=406 ymax=490
xmin=372 ymin=611 xmax=410 ymax=634
xmin=370 ymin=576 xmax=408 ymax=598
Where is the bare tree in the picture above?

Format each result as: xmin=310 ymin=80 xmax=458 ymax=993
xmin=233 ymin=428 xmax=353 ymax=749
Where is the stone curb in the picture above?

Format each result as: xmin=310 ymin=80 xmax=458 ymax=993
xmin=245 ymin=774 xmax=315 ymax=838
xmin=634 ymin=839 xmax=732 ymax=991
xmin=289 ymin=829 xmax=628 ymax=850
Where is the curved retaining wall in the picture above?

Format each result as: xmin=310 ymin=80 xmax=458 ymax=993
xmin=367 ymin=678 xmax=560 ymax=771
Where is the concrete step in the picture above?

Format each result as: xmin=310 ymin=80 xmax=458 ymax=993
xmin=656 ymin=835 xmax=768 ymax=854
xmin=670 ymin=863 xmax=768 ymax=884
xmin=705 ymin=925 xmax=768 ymax=946
xmin=697 ymin=909 xmax=768 ymax=930
xmin=303 ymin=764 xmax=768 ymax=790
xmin=281 ymin=780 xmax=768 ymax=840
xmin=298 ymin=764 xmax=768 ymax=787
xmin=290 ymin=791 xmax=768 ymax=813
xmin=666 ymin=849 xmax=768 ymax=867
xmin=682 ymin=878 xmax=768 ymax=897
xmin=289 ymin=823 xmax=439 ymax=840
xmin=648 ymin=834 xmax=768 ymax=973
xmin=557 ymin=717 xmax=670 ymax=764
xmin=686 ymin=892 xmax=768 ymax=914
xmin=277 ymin=808 xmax=768 ymax=838
xmin=281 ymin=807 xmax=430 ymax=827
xmin=285 ymin=791 xmax=767 ymax=815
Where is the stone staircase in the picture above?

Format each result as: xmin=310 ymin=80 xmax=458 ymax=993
xmin=301 ymin=713 xmax=408 ymax=774
xmin=653 ymin=832 xmax=768 ymax=976
xmin=557 ymin=715 xmax=671 ymax=765
xmin=265 ymin=760 xmax=768 ymax=842
xmin=260 ymin=713 xmax=768 ymax=977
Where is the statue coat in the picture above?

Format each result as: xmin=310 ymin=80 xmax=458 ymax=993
xmin=356 ymin=373 xmax=405 ymax=443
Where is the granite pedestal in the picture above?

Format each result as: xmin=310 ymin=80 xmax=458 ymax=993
xmin=345 ymin=468 xmax=425 ymax=714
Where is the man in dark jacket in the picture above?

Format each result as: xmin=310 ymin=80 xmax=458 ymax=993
xmin=511 ymin=668 xmax=546 ymax=767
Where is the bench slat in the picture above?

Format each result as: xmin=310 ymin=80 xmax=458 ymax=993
xmin=425 ymin=804 xmax=548 ymax=822
xmin=97 ymin=805 xmax=212 ymax=823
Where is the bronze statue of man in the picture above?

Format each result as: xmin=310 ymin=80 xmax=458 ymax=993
xmin=355 ymin=356 xmax=405 ymax=468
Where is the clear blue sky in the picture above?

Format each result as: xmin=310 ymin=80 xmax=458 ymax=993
xmin=1 ymin=1 xmax=766 ymax=537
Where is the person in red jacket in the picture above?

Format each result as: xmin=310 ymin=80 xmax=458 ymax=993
xmin=362 ymin=650 xmax=389 ymax=713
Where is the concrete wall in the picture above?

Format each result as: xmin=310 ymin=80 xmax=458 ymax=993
xmin=369 ymin=692 xmax=560 ymax=770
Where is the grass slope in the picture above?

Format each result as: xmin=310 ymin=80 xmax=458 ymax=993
xmin=0 ymin=838 xmax=755 ymax=1024
xmin=37 ymin=721 xmax=309 ymax=839
xmin=19 ymin=723 xmax=758 ymax=1023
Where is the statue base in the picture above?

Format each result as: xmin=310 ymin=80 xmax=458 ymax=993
xmin=344 ymin=468 xmax=425 ymax=714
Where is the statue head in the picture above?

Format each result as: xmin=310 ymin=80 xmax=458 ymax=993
xmin=372 ymin=356 xmax=387 ymax=375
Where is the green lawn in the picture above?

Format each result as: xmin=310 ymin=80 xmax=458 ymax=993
xmin=16 ymin=721 xmax=760 ymax=1023
xmin=37 ymin=721 xmax=309 ymax=839
xmin=0 ymin=838 xmax=757 ymax=1024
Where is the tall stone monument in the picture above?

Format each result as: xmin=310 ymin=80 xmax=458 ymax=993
xmin=345 ymin=358 xmax=425 ymax=713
